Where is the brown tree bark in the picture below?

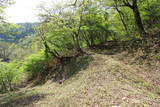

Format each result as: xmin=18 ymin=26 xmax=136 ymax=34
xmin=132 ymin=0 xmax=147 ymax=37
xmin=120 ymin=0 xmax=147 ymax=37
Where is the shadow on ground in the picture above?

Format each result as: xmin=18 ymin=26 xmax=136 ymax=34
xmin=90 ymin=42 xmax=123 ymax=55
xmin=49 ymin=55 xmax=93 ymax=82
xmin=0 ymin=90 xmax=47 ymax=107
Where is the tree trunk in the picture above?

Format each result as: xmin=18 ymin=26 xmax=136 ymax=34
xmin=114 ymin=3 xmax=129 ymax=36
xmin=74 ymin=33 xmax=83 ymax=53
xmin=43 ymin=41 xmax=60 ymax=59
xmin=132 ymin=0 xmax=147 ymax=37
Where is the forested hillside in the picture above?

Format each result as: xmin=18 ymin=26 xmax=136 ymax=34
xmin=0 ymin=23 xmax=38 ymax=42
xmin=0 ymin=22 xmax=39 ymax=61
xmin=0 ymin=0 xmax=160 ymax=107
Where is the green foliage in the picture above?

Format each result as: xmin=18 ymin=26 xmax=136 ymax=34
xmin=10 ymin=34 xmax=42 ymax=60
xmin=38 ymin=22 xmax=74 ymax=52
xmin=36 ymin=0 xmax=112 ymax=56
xmin=0 ymin=50 xmax=47 ymax=93
xmin=81 ymin=10 xmax=110 ymax=46
xmin=0 ymin=0 xmax=160 ymax=93
xmin=140 ymin=0 xmax=160 ymax=29
xmin=0 ymin=23 xmax=19 ymax=36
xmin=0 ymin=62 xmax=23 ymax=92
xmin=22 ymin=51 xmax=46 ymax=80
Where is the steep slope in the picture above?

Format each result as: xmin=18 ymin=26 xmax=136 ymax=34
xmin=0 ymin=53 xmax=160 ymax=107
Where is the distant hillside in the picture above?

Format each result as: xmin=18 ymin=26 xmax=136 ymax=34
xmin=0 ymin=23 xmax=39 ymax=42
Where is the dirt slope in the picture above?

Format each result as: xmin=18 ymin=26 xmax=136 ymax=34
xmin=0 ymin=53 xmax=160 ymax=107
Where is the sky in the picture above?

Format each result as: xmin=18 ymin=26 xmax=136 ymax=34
xmin=5 ymin=0 xmax=52 ymax=23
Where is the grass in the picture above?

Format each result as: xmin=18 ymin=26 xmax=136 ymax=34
xmin=0 ymin=51 xmax=160 ymax=107
xmin=0 ymin=89 xmax=47 ymax=107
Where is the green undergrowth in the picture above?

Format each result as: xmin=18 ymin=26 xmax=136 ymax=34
xmin=22 ymin=51 xmax=46 ymax=80
xmin=0 ymin=50 xmax=47 ymax=93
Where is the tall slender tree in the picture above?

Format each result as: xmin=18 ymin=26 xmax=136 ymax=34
xmin=114 ymin=0 xmax=147 ymax=37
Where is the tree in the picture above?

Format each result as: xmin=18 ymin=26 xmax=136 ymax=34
xmin=113 ymin=1 xmax=129 ymax=36
xmin=0 ymin=0 xmax=13 ymax=22
xmin=36 ymin=1 xmax=86 ymax=56
xmin=36 ymin=24 xmax=60 ymax=58
xmin=0 ymin=0 xmax=17 ymax=37
xmin=141 ymin=0 xmax=160 ymax=29
xmin=113 ymin=0 xmax=147 ymax=37
xmin=0 ymin=42 xmax=14 ymax=62
xmin=81 ymin=4 xmax=110 ymax=46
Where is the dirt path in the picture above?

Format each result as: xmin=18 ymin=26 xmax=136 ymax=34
xmin=0 ymin=53 xmax=160 ymax=107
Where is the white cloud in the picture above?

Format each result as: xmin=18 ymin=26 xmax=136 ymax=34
xmin=5 ymin=0 xmax=72 ymax=23
xmin=5 ymin=0 xmax=52 ymax=23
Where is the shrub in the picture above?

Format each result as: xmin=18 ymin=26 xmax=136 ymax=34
xmin=0 ymin=62 xmax=22 ymax=92
xmin=22 ymin=51 xmax=46 ymax=80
